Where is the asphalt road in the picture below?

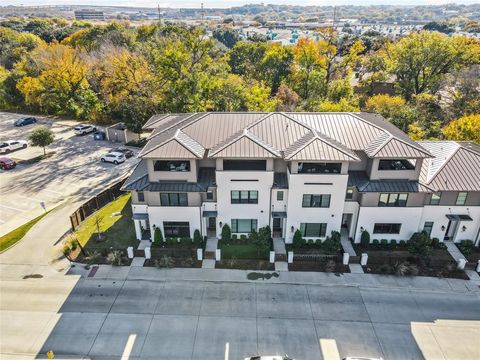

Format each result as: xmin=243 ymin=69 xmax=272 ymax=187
xmin=0 ymin=111 xmax=139 ymax=236
xmin=1 ymin=275 xmax=479 ymax=360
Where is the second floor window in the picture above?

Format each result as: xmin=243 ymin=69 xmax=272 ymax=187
xmin=302 ymin=194 xmax=331 ymax=208
xmin=297 ymin=162 xmax=341 ymax=174
xmin=154 ymin=160 xmax=190 ymax=172
xmin=160 ymin=193 xmax=188 ymax=206
xmin=456 ymin=192 xmax=468 ymax=205
xmin=430 ymin=193 xmax=441 ymax=205
xmin=137 ymin=191 xmax=145 ymax=202
xmin=231 ymin=190 xmax=258 ymax=204
xmin=378 ymin=159 xmax=415 ymax=171
xmin=378 ymin=193 xmax=408 ymax=207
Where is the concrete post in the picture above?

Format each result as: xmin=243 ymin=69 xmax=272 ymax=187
xmin=197 ymin=248 xmax=203 ymax=261
xmin=269 ymin=251 xmax=275 ymax=263
xmin=343 ymin=253 xmax=350 ymax=265
xmin=457 ymin=258 xmax=467 ymax=270
xmin=215 ymin=249 xmax=221 ymax=261
xmin=145 ymin=247 xmax=151 ymax=260
xmin=477 ymin=260 xmax=480 ymax=273
xmin=288 ymin=251 xmax=293 ymax=264
xmin=360 ymin=253 xmax=368 ymax=266
xmin=127 ymin=246 xmax=134 ymax=259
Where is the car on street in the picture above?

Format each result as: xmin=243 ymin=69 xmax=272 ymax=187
xmin=0 ymin=140 xmax=28 ymax=154
xmin=0 ymin=157 xmax=16 ymax=170
xmin=74 ymin=124 xmax=97 ymax=135
xmin=109 ymin=147 xmax=134 ymax=158
xmin=14 ymin=117 xmax=37 ymax=127
xmin=100 ymin=151 xmax=126 ymax=165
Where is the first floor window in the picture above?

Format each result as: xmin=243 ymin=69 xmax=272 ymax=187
xmin=231 ymin=219 xmax=257 ymax=233
xmin=302 ymin=194 xmax=331 ymax=208
xmin=378 ymin=193 xmax=408 ymax=207
xmin=231 ymin=190 xmax=258 ymax=204
xmin=300 ymin=223 xmax=327 ymax=237
xmin=373 ymin=223 xmax=401 ymax=234
xmin=137 ymin=191 xmax=145 ymax=202
xmin=163 ymin=222 xmax=190 ymax=237
xmin=423 ymin=221 xmax=434 ymax=237
xmin=456 ymin=192 xmax=467 ymax=205
xmin=160 ymin=193 xmax=188 ymax=206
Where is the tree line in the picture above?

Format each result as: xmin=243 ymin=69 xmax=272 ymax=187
xmin=0 ymin=18 xmax=479 ymax=142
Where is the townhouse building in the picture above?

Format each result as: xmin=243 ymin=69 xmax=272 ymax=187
xmin=122 ymin=112 xmax=480 ymax=246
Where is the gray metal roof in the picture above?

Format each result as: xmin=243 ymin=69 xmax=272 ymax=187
xmin=419 ymin=141 xmax=480 ymax=191
xmin=348 ymin=171 xmax=433 ymax=193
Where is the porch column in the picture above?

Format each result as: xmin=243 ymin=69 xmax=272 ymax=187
xmin=134 ymin=220 xmax=142 ymax=240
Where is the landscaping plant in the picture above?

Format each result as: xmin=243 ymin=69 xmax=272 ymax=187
xmin=193 ymin=229 xmax=203 ymax=247
xmin=221 ymin=224 xmax=231 ymax=242
xmin=408 ymin=231 xmax=433 ymax=261
xmin=360 ymin=230 xmax=370 ymax=246
xmin=107 ymin=250 xmax=124 ymax=266
xmin=153 ymin=227 xmax=163 ymax=244
xmin=28 ymin=126 xmax=55 ymax=156
xmin=293 ymin=229 xmax=303 ymax=249
xmin=458 ymin=240 xmax=474 ymax=256
xmin=155 ymin=255 xmax=174 ymax=268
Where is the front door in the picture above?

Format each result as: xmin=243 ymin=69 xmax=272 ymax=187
xmin=208 ymin=217 xmax=216 ymax=230
xmin=273 ymin=218 xmax=282 ymax=238
xmin=444 ymin=220 xmax=458 ymax=240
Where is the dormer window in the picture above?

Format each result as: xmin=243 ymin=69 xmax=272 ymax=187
xmin=378 ymin=159 xmax=415 ymax=171
xmin=297 ymin=162 xmax=341 ymax=174
xmin=154 ymin=160 xmax=190 ymax=172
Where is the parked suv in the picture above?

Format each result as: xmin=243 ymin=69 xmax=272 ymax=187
xmin=14 ymin=117 xmax=37 ymax=127
xmin=109 ymin=147 xmax=134 ymax=158
xmin=0 ymin=140 xmax=28 ymax=154
xmin=100 ymin=152 xmax=125 ymax=165
xmin=74 ymin=124 xmax=96 ymax=135
xmin=0 ymin=157 xmax=16 ymax=170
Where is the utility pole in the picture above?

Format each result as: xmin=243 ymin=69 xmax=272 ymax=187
xmin=332 ymin=6 xmax=337 ymax=30
xmin=201 ymin=3 xmax=205 ymax=22
xmin=157 ymin=4 xmax=162 ymax=25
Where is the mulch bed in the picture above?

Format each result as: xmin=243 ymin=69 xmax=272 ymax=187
xmin=288 ymin=261 xmax=350 ymax=273
xmin=216 ymin=259 xmax=274 ymax=270
xmin=144 ymin=258 xmax=202 ymax=268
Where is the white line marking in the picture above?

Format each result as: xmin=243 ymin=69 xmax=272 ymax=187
xmin=42 ymin=189 xmax=63 ymax=195
xmin=0 ymin=204 xmax=25 ymax=211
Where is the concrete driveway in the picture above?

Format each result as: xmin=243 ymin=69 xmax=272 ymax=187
xmin=1 ymin=275 xmax=479 ymax=360
xmin=0 ymin=111 xmax=139 ymax=236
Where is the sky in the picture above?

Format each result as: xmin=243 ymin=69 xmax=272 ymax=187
xmin=2 ymin=0 xmax=480 ymax=8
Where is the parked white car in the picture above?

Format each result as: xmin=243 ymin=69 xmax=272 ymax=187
xmin=0 ymin=140 xmax=28 ymax=154
xmin=100 ymin=152 xmax=126 ymax=165
xmin=74 ymin=124 xmax=97 ymax=135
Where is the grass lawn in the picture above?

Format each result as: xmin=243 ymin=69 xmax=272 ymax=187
xmin=75 ymin=194 xmax=138 ymax=251
xmin=218 ymin=241 xmax=269 ymax=260
xmin=0 ymin=211 xmax=51 ymax=252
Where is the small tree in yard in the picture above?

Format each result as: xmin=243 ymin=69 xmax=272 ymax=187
xmin=153 ymin=227 xmax=163 ymax=244
xmin=93 ymin=214 xmax=104 ymax=241
xmin=28 ymin=126 xmax=54 ymax=155
xmin=250 ymin=230 xmax=270 ymax=258
xmin=408 ymin=231 xmax=432 ymax=261
xmin=361 ymin=230 xmax=370 ymax=246
xmin=293 ymin=229 xmax=303 ymax=248
xmin=193 ymin=229 xmax=203 ymax=247
xmin=221 ymin=224 xmax=231 ymax=242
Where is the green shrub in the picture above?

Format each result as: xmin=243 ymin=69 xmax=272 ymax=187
xmin=431 ymin=237 xmax=440 ymax=248
xmin=240 ymin=234 xmax=247 ymax=241
xmin=166 ymin=237 xmax=176 ymax=245
xmin=155 ymin=255 xmax=173 ymax=268
xmin=180 ymin=237 xmax=192 ymax=245
xmin=372 ymin=239 xmax=380 ymax=246
xmin=193 ymin=229 xmax=203 ymax=247
xmin=390 ymin=239 xmax=397 ymax=247
xmin=360 ymin=230 xmax=370 ymax=246
xmin=330 ymin=230 xmax=341 ymax=242
xmin=231 ymin=234 xmax=237 ymax=240
xmin=258 ymin=226 xmax=272 ymax=241
xmin=221 ymin=224 xmax=231 ymax=241
xmin=399 ymin=240 xmax=407 ymax=247
xmin=308 ymin=239 xmax=314 ymax=245
xmin=458 ymin=240 xmax=474 ymax=256
xmin=408 ymin=231 xmax=432 ymax=259
xmin=316 ymin=239 xmax=322 ymax=245
xmin=153 ymin=227 xmax=163 ymax=244
xmin=293 ymin=229 xmax=303 ymax=248
xmin=322 ymin=233 xmax=342 ymax=254
xmin=380 ymin=239 xmax=388 ymax=246
xmin=107 ymin=250 xmax=124 ymax=266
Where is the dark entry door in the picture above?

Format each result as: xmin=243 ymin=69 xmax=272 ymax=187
xmin=208 ymin=217 xmax=216 ymax=230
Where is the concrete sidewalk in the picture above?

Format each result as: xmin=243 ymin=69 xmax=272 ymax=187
xmin=68 ymin=264 xmax=480 ymax=294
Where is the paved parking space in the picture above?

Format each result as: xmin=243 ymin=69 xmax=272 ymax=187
xmin=2 ymin=278 xmax=479 ymax=360
xmin=0 ymin=111 xmax=139 ymax=236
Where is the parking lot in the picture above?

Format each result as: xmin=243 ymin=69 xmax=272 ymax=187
xmin=0 ymin=112 xmax=139 ymax=236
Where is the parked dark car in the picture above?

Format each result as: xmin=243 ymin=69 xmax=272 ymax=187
xmin=110 ymin=147 xmax=134 ymax=158
xmin=0 ymin=157 xmax=17 ymax=170
xmin=14 ymin=117 xmax=37 ymax=127
xmin=93 ymin=131 xmax=106 ymax=140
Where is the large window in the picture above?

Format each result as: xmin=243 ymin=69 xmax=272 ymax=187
xmin=231 ymin=219 xmax=257 ymax=233
xmin=277 ymin=191 xmax=284 ymax=201
xmin=223 ymin=160 xmax=266 ymax=171
xmin=302 ymin=194 xmax=331 ymax=208
xmin=456 ymin=192 xmax=468 ymax=205
xmin=163 ymin=222 xmax=190 ymax=237
xmin=378 ymin=159 xmax=415 ymax=171
xmin=430 ymin=192 xmax=441 ymax=205
xmin=373 ymin=223 xmax=401 ymax=234
xmin=300 ymin=223 xmax=327 ymax=237
xmin=231 ymin=191 xmax=258 ymax=204
xmin=378 ymin=193 xmax=408 ymax=207
xmin=154 ymin=160 xmax=190 ymax=172
xmin=297 ymin=162 xmax=341 ymax=174
xmin=423 ymin=221 xmax=434 ymax=237
xmin=160 ymin=193 xmax=188 ymax=206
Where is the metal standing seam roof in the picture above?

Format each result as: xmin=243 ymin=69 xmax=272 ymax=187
xmin=347 ymin=171 xmax=433 ymax=193
xmin=142 ymin=114 xmax=171 ymax=130
xmin=209 ymin=131 xmax=281 ymax=158
xmin=419 ymin=141 xmax=480 ymax=191
xmin=368 ymin=137 xmax=433 ymax=158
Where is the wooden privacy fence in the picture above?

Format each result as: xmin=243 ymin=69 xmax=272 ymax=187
xmin=69 ymin=179 xmax=126 ymax=231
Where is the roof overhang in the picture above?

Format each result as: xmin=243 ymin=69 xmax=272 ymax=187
xmin=446 ymin=214 xmax=473 ymax=221
xmin=202 ymin=211 xmax=218 ymax=217
xmin=272 ymin=211 xmax=287 ymax=218
xmin=132 ymin=213 xmax=149 ymax=220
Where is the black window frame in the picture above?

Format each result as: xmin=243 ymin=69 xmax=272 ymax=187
xmin=277 ymin=191 xmax=284 ymax=201
xmin=456 ymin=192 xmax=468 ymax=206
xmin=153 ymin=160 xmax=191 ymax=172
xmin=206 ymin=191 xmax=214 ymax=200
xmin=137 ymin=191 xmax=145 ymax=202
xmin=223 ymin=160 xmax=266 ymax=171
xmin=423 ymin=221 xmax=434 ymax=238
xmin=302 ymin=194 xmax=331 ymax=208
xmin=378 ymin=159 xmax=415 ymax=171
xmin=231 ymin=190 xmax=259 ymax=204
xmin=373 ymin=223 xmax=402 ymax=234
xmin=163 ymin=221 xmax=190 ymax=237
xmin=297 ymin=162 xmax=342 ymax=174
xmin=300 ymin=223 xmax=327 ymax=237
xmin=160 ymin=193 xmax=188 ymax=206
xmin=378 ymin=193 xmax=408 ymax=207
xmin=430 ymin=192 xmax=441 ymax=205
xmin=231 ymin=219 xmax=258 ymax=233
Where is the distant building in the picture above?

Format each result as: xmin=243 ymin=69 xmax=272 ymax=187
xmin=74 ymin=9 xmax=105 ymax=20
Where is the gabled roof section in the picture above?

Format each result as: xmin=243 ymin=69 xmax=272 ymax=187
xmin=419 ymin=141 xmax=480 ymax=191
xmin=209 ymin=130 xmax=281 ymax=158
xmin=147 ymin=113 xmax=203 ymax=139
xmin=366 ymin=134 xmax=432 ymax=159
xmin=142 ymin=114 xmax=171 ymax=130
xmin=247 ymin=112 xmax=311 ymax=150
xmin=284 ymin=130 xmax=360 ymax=162
xmin=140 ymin=130 xmax=205 ymax=159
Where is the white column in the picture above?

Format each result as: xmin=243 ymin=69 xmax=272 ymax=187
xmin=127 ymin=246 xmax=134 ymax=259
xmin=343 ymin=253 xmax=350 ymax=265
xmin=145 ymin=247 xmax=151 ymax=259
xmin=215 ymin=249 xmax=221 ymax=261
xmin=288 ymin=251 xmax=294 ymax=263
xmin=197 ymin=248 xmax=203 ymax=261
xmin=134 ymin=220 xmax=142 ymax=240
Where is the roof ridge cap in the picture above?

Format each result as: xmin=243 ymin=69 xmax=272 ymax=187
xmin=369 ymin=133 xmax=393 ymax=157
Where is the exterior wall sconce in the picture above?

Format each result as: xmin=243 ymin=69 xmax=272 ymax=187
xmin=219 ymin=221 xmax=223 ymax=228
xmin=291 ymin=226 xmax=294 ymax=233
xmin=360 ymin=226 xmax=364 ymax=232
xmin=153 ymin=224 xmax=156 ymax=228
xmin=462 ymin=225 xmax=467 ymax=232
xmin=441 ymin=225 xmax=446 ymax=231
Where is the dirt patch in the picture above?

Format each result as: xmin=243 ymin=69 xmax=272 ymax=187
xmin=144 ymin=258 xmax=202 ymax=268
